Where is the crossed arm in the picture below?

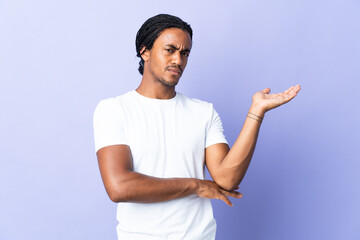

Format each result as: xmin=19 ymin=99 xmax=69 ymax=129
xmin=96 ymin=85 xmax=301 ymax=206
xmin=97 ymin=145 xmax=241 ymax=206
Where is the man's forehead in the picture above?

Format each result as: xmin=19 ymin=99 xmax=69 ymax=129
xmin=155 ymin=28 xmax=192 ymax=49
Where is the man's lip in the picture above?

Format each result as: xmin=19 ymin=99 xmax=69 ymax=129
xmin=168 ymin=69 xmax=181 ymax=75
xmin=167 ymin=67 xmax=182 ymax=74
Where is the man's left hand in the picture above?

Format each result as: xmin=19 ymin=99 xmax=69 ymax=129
xmin=252 ymin=84 xmax=301 ymax=113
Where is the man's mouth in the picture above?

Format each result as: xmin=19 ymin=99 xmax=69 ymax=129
xmin=167 ymin=67 xmax=182 ymax=75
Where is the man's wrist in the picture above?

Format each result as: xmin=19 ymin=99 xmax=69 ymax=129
xmin=188 ymin=178 xmax=200 ymax=195
xmin=249 ymin=104 xmax=266 ymax=118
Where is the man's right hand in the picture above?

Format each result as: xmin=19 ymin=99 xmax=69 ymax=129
xmin=194 ymin=179 xmax=243 ymax=207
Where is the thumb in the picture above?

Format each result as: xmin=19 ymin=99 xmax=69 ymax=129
xmin=261 ymin=88 xmax=271 ymax=94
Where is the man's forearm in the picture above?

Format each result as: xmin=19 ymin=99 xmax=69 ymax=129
xmin=106 ymin=171 xmax=198 ymax=203
xmin=215 ymin=104 xmax=265 ymax=190
xmin=105 ymin=170 xmax=242 ymax=206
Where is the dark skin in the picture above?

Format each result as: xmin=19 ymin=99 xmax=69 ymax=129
xmin=97 ymin=28 xmax=301 ymax=206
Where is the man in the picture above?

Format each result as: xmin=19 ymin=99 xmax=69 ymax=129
xmin=93 ymin=14 xmax=301 ymax=239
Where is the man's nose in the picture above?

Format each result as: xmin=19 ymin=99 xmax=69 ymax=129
xmin=171 ymin=52 xmax=182 ymax=65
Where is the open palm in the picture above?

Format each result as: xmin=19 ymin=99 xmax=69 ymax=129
xmin=252 ymin=84 xmax=301 ymax=112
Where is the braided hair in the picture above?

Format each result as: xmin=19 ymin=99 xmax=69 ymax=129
xmin=135 ymin=14 xmax=193 ymax=75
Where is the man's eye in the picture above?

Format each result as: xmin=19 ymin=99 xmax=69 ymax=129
xmin=165 ymin=49 xmax=173 ymax=53
xmin=182 ymin=52 xmax=189 ymax=57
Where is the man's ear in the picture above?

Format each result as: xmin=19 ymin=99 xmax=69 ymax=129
xmin=140 ymin=46 xmax=149 ymax=62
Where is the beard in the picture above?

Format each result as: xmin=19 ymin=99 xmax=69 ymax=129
xmin=157 ymin=77 xmax=179 ymax=87
xmin=148 ymin=65 xmax=182 ymax=87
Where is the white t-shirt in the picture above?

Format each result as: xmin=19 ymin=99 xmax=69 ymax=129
xmin=93 ymin=90 xmax=228 ymax=240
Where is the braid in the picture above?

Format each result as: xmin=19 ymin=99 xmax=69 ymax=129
xmin=135 ymin=14 xmax=193 ymax=75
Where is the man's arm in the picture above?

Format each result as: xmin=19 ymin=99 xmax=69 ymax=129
xmin=205 ymin=85 xmax=301 ymax=191
xmin=97 ymin=144 xmax=243 ymax=206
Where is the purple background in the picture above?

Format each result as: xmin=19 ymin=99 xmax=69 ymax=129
xmin=1 ymin=0 xmax=359 ymax=239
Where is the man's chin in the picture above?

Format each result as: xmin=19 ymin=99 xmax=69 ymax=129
xmin=158 ymin=78 xmax=179 ymax=87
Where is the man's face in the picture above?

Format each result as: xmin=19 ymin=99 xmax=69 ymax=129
xmin=142 ymin=28 xmax=192 ymax=87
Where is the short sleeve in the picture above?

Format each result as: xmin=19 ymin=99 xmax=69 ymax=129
xmin=93 ymin=99 xmax=129 ymax=153
xmin=205 ymin=104 xmax=228 ymax=148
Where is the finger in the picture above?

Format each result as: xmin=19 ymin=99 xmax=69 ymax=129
xmin=282 ymin=85 xmax=300 ymax=101
xmin=218 ymin=194 xmax=233 ymax=207
xmin=231 ymin=192 xmax=243 ymax=199
xmin=289 ymin=84 xmax=301 ymax=95
xmin=221 ymin=189 xmax=243 ymax=199
xmin=261 ymin=88 xmax=271 ymax=94
xmin=284 ymin=86 xmax=294 ymax=94
xmin=286 ymin=88 xmax=300 ymax=102
xmin=282 ymin=93 xmax=296 ymax=103
xmin=292 ymin=84 xmax=301 ymax=93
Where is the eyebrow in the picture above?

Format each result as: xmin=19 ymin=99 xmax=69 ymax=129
xmin=165 ymin=44 xmax=191 ymax=53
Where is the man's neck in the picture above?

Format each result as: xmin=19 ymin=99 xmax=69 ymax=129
xmin=136 ymin=79 xmax=176 ymax=100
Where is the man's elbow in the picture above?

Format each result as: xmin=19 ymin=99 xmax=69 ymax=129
xmin=216 ymin=181 xmax=237 ymax=192
xmin=106 ymin=184 xmax=130 ymax=203
xmin=213 ymin=176 xmax=243 ymax=192
xmin=108 ymin=191 xmax=123 ymax=203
